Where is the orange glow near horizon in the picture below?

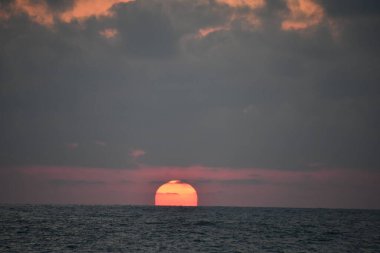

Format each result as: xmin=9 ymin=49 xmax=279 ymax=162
xmin=155 ymin=180 xmax=198 ymax=206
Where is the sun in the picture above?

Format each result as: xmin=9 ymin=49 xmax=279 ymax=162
xmin=155 ymin=180 xmax=198 ymax=206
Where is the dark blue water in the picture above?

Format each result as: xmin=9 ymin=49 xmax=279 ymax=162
xmin=0 ymin=205 xmax=379 ymax=252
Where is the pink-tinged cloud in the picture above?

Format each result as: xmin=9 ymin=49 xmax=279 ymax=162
xmin=5 ymin=0 xmax=134 ymax=27
xmin=99 ymin=28 xmax=118 ymax=39
xmin=195 ymin=11 xmax=263 ymax=38
xmin=239 ymin=12 xmax=262 ymax=27
xmin=196 ymin=25 xmax=230 ymax=38
xmin=12 ymin=0 xmax=54 ymax=26
xmin=59 ymin=0 xmax=134 ymax=23
xmin=282 ymin=0 xmax=324 ymax=31
xmin=130 ymin=149 xmax=146 ymax=159
xmin=2 ymin=165 xmax=378 ymax=208
xmin=216 ymin=0 xmax=265 ymax=9
xmin=193 ymin=0 xmax=265 ymax=39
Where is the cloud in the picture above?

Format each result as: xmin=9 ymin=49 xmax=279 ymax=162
xmin=196 ymin=25 xmax=230 ymax=38
xmin=11 ymin=0 xmax=55 ymax=26
xmin=216 ymin=178 xmax=264 ymax=185
xmin=0 ymin=0 xmax=379 ymax=172
xmin=50 ymin=179 xmax=105 ymax=186
xmin=281 ymin=0 xmax=324 ymax=30
xmin=194 ymin=11 xmax=262 ymax=39
xmin=59 ymin=0 xmax=134 ymax=23
xmin=130 ymin=149 xmax=146 ymax=159
xmin=156 ymin=192 xmax=179 ymax=195
xmin=213 ymin=0 xmax=265 ymax=33
xmin=316 ymin=0 xmax=380 ymax=18
xmin=99 ymin=28 xmax=118 ymax=38
xmin=3 ymin=0 xmax=134 ymax=27
xmin=215 ymin=0 xmax=265 ymax=9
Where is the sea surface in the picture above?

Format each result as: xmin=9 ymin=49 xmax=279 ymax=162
xmin=0 ymin=205 xmax=379 ymax=252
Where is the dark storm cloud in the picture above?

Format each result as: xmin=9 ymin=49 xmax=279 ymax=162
xmin=0 ymin=0 xmax=379 ymax=170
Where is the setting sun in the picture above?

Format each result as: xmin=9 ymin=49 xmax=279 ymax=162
xmin=155 ymin=180 xmax=198 ymax=206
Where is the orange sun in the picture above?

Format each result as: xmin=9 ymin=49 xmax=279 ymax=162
xmin=155 ymin=180 xmax=198 ymax=206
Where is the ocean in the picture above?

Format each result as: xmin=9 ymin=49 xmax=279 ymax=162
xmin=0 ymin=205 xmax=379 ymax=252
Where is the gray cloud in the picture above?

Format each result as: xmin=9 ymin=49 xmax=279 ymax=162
xmin=316 ymin=0 xmax=380 ymax=17
xmin=113 ymin=1 xmax=179 ymax=58
xmin=49 ymin=179 xmax=105 ymax=186
xmin=0 ymin=0 xmax=379 ymax=170
xmin=45 ymin=0 xmax=75 ymax=13
xmin=192 ymin=178 xmax=265 ymax=186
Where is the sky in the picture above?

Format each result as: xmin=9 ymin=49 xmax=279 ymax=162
xmin=0 ymin=0 xmax=379 ymax=209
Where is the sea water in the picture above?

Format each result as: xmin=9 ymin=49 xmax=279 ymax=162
xmin=0 ymin=205 xmax=379 ymax=252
